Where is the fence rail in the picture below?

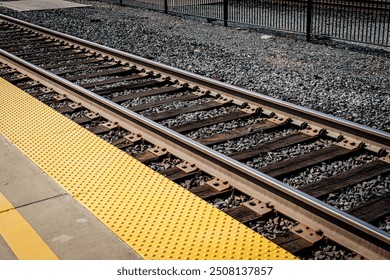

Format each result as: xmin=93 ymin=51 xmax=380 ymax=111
xmin=113 ymin=0 xmax=390 ymax=46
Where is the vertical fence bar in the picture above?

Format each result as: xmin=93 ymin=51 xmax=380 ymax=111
xmin=164 ymin=0 xmax=168 ymax=14
xmin=306 ymin=0 xmax=313 ymax=41
xmin=223 ymin=0 xmax=228 ymax=27
xmin=373 ymin=2 xmax=379 ymax=44
xmin=387 ymin=5 xmax=390 ymax=45
xmin=120 ymin=0 xmax=123 ymax=6
xmin=339 ymin=0 xmax=348 ymax=39
xmin=383 ymin=3 xmax=389 ymax=45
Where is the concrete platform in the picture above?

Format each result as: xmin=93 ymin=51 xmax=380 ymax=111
xmin=0 ymin=0 xmax=90 ymax=12
xmin=0 ymin=134 xmax=141 ymax=260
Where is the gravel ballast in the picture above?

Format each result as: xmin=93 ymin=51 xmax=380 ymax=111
xmin=0 ymin=0 xmax=389 ymax=132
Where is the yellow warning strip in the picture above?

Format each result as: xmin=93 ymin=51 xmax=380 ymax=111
xmin=0 ymin=192 xmax=58 ymax=260
xmin=0 ymin=78 xmax=297 ymax=260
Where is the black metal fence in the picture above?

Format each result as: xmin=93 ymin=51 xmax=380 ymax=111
xmin=113 ymin=0 xmax=390 ymax=46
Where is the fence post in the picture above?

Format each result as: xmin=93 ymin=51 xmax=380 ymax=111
xmin=164 ymin=0 xmax=168 ymax=14
xmin=223 ymin=0 xmax=228 ymax=27
xmin=120 ymin=0 xmax=123 ymax=6
xmin=306 ymin=0 xmax=313 ymax=41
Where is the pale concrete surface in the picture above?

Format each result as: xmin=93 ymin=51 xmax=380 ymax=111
xmin=0 ymin=135 xmax=67 ymax=208
xmin=17 ymin=195 xmax=141 ymax=260
xmin=0 ymin=235 xmax=17 ymax=260
xmin=0 ymin=0 xmax=90 ymax=12
xmin=0 ymin=134 xmax=141 ymax=259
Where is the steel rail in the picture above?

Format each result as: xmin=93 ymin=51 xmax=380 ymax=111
xmin=0 ymin=14 xmax=389 ymax=151
xmin=1 ymin=47 xmax=389 ymax=259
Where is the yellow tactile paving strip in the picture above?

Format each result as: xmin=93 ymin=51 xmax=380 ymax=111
xmin=0 ymin=192 xmax=58 ymax=260
xmin=0 ymin=78 xmax=297 ymax=260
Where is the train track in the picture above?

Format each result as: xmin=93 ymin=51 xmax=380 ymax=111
xmin=0 ymin=14 xmax=389 ymax=259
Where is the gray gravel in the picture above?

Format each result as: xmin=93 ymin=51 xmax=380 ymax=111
xmin=74 ymin=75 xmax=116 ymax=86
xmin=120 ymin=90 xmax=187 ymax=108
xmin=247 ymin=138 xmax=333 ymax=169
xmin=186 ymin=116 xmax=264 ymax=140
xmin=140 ymin=96 xmax=214 ymax=116
xmin=37 ymin=93 xmax=55 ymax=102
xmin=50 ymin=62 xmax=104 ymax=73
xmin=148 ymin=157 xmax=181 ymax=172
xmin=24 ymin=86 xmax=47 ymax=95
xmin=63 ymin=67 xmax=122 ymax=80
xmin=160 ymin=105 xmax=239 ymax=127
xmin=211 ymin=126 xmax=297 ymax=154
xmin=298 ymin=242 xmax=357 ymax=260
xmin=179 ymin=173 xmax=212 ymax=189
xmin=65 ymin=109 xmax=91 ymax=120
xmin=325 ymin=174 xmax=390 ymax=211
xmin=90 ymin=77 xmax=152 ymax=92
xmin=283 ymin=152 xmax=376 ymax=188
xmin=50 ymin=100 xmax=69 ymax=109
xmin=125 ymin=143 xmax=152 ymax=155
xmin=0 ymin=0 xmax=388 ymax=132
xmin=209 ymin=192 xmax=250 ymax=210
xmin=377 ymin=216 xmax=390 ymax=234
xmin=100 ymin=128 xmax=128 ymax=143
xmin=250 ymin=214 xmax=298 ymax=240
